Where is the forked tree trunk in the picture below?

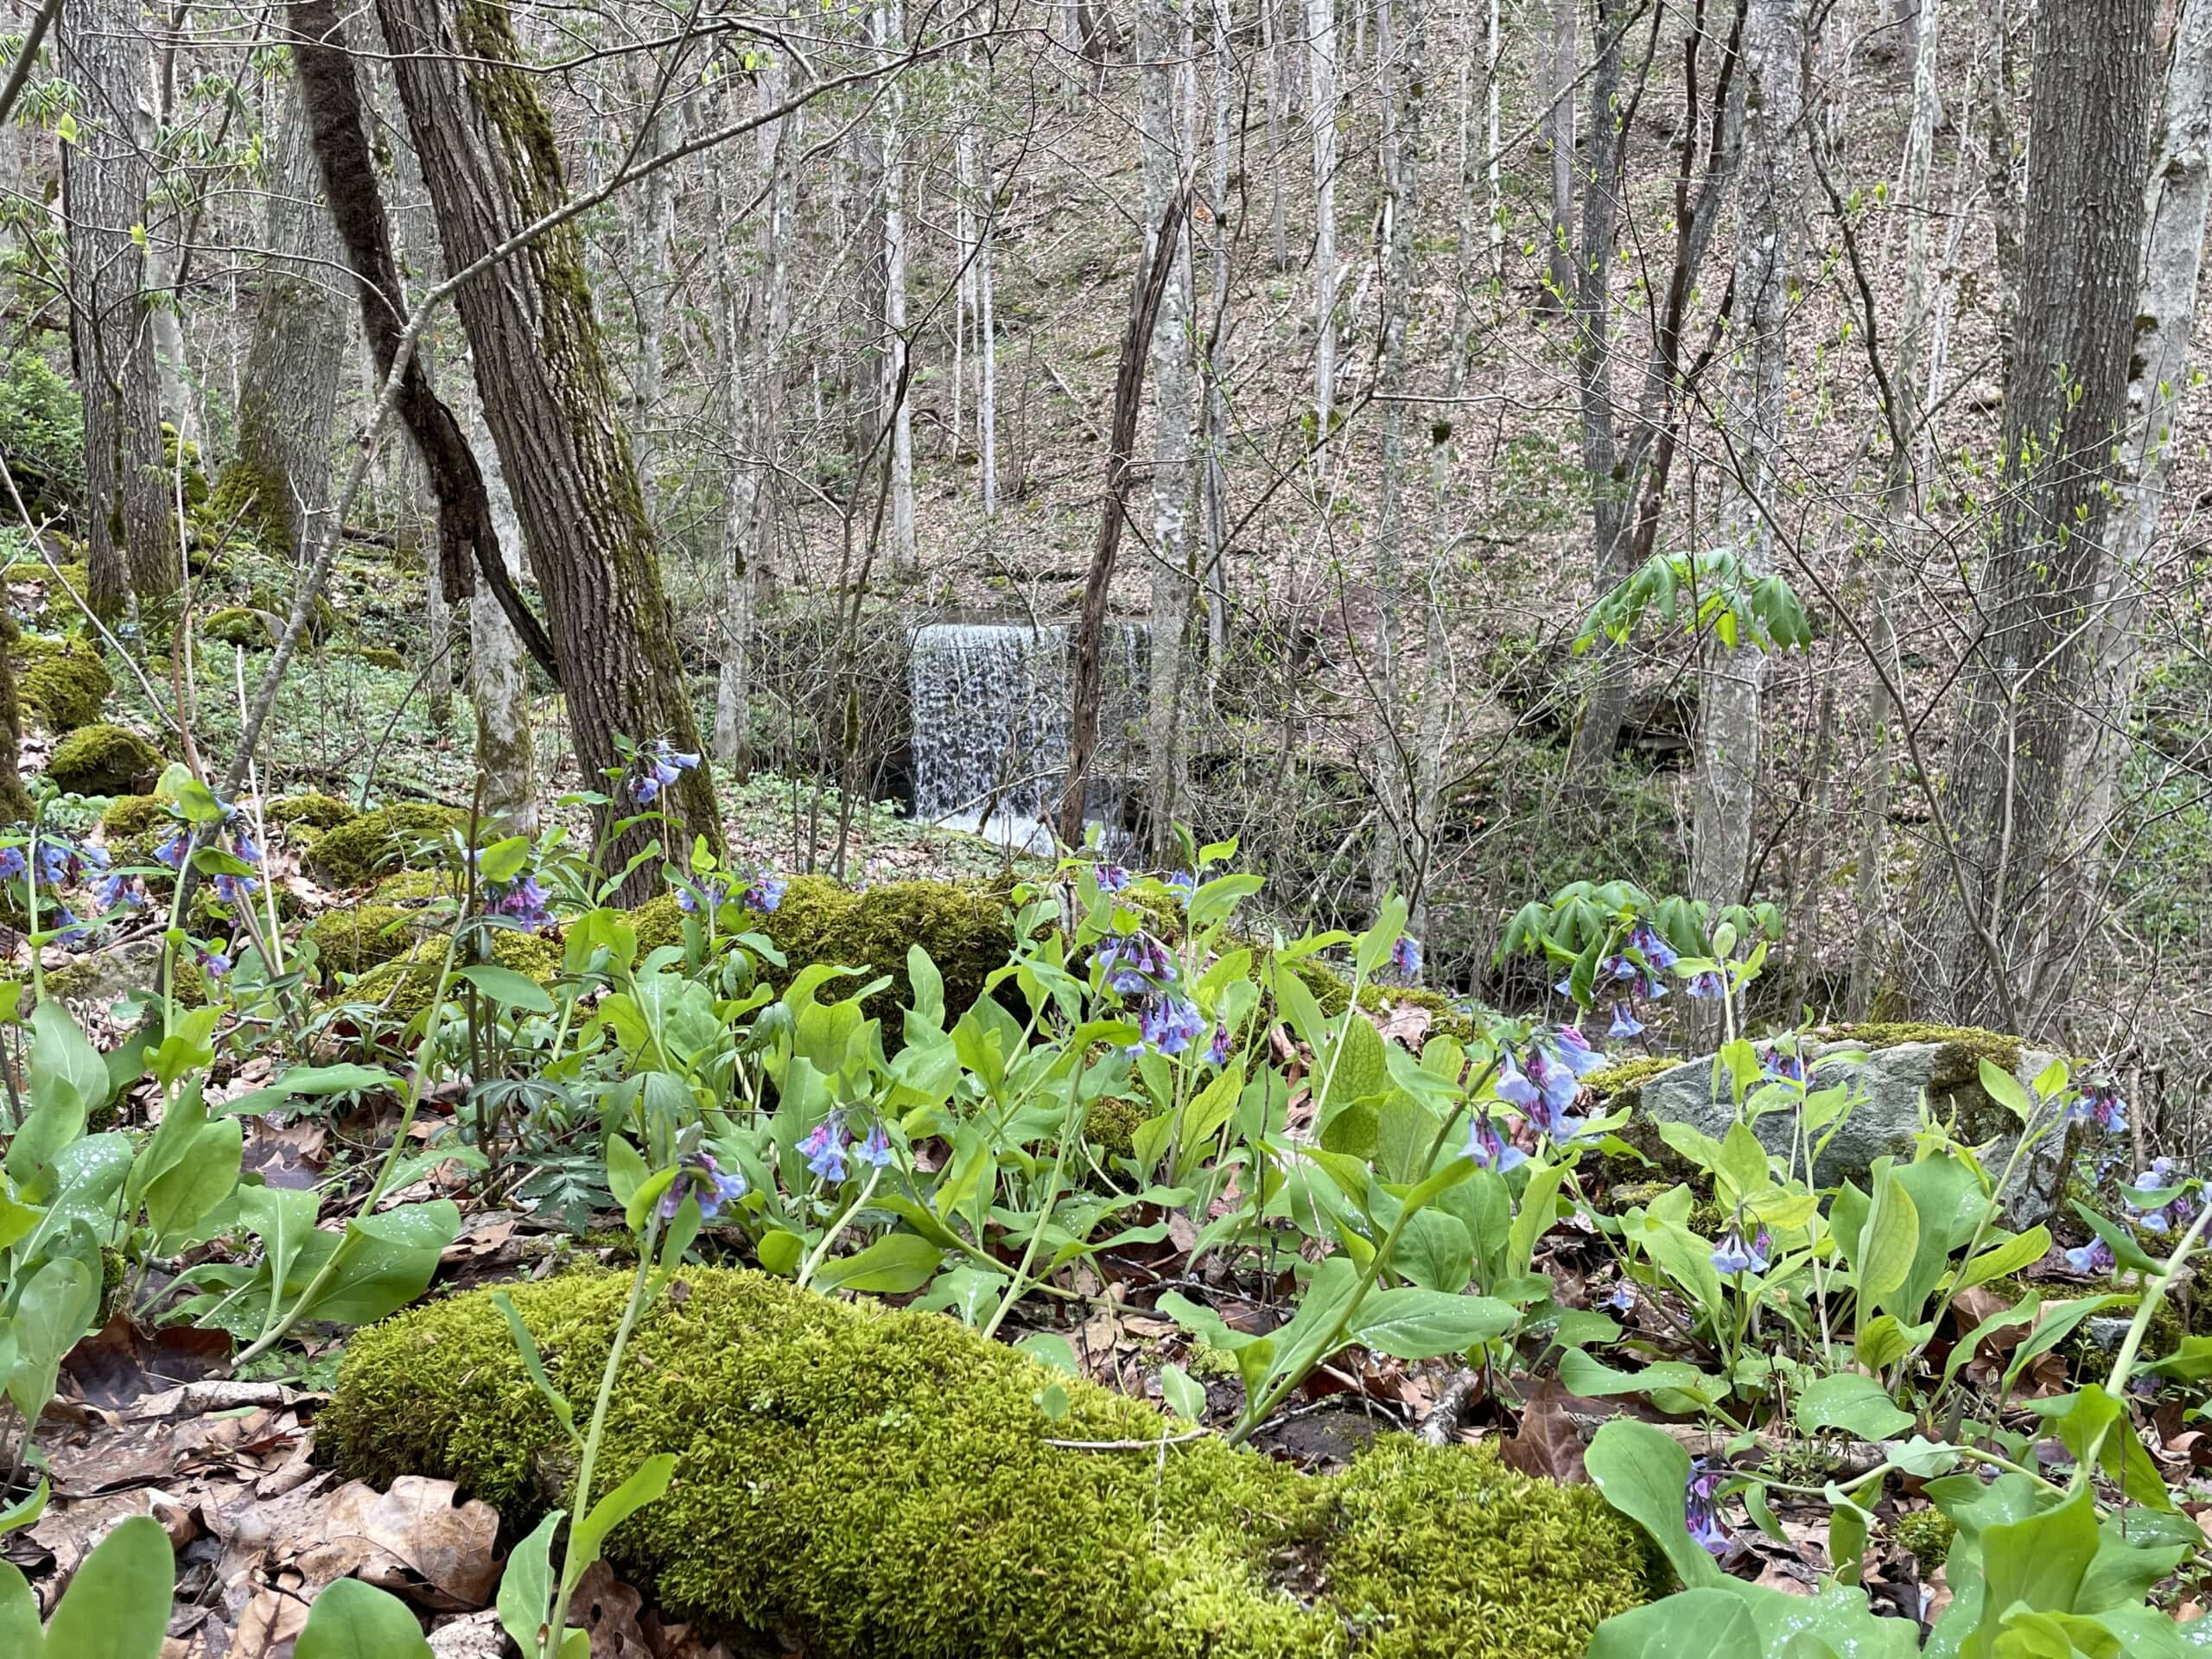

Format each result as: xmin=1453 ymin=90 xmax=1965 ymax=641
xmin=371 ymin=0 xmax=720 ymax=893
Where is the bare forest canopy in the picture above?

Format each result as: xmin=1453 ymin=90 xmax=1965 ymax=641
xmin=3 ymin=0 xmax=2210 ymax=1104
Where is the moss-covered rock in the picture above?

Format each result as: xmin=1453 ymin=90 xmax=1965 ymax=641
xmin=200 ymin=607 xmax=276 ymax=651
xmin=305 ymin=904 xmax=422 ymax=976
xmin=99 ymin=793 xmax=170 ymax=840
xmin=265 ymin=791 xmax=359 ymax=839
xmin=346 ymin=645 xmax=406 ymax=671
xmin=46 ymin=722 xmax=160 ymax=796
xmin=1086 ymin=1094 xmax=1152 ymax=1160
xmin=327 ymin=1269 xmax=1647 ymax=1659
xmin=306 ymin=802 xmax=467 ymax=887
xmin=635 ymin=876 xmax=1017 ymax=1031
xmin=11 ymin=633 xmax=111 ymax=731
xmin=344 ymin=928 xmax=562 ymax=1019
xmin=367 ymin=868 xmax=462 ymax=907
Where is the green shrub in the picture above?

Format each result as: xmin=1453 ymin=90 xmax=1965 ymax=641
xmin=0 ymin=350 xmax=85 ymax=512
xmin=327 ymin=1269 xmax=1647 ymax=1659
xmin=305 ymin=802 xmax=466 ymax=887
xmin=46 ymin=721 xmax=160 ymax=796
xmin=11 ymin=633 xmax=111 ymax=730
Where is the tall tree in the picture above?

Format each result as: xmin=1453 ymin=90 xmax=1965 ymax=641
xmin=369 ymin=0 xmax=721 ymax=892
xmin=877 ymin=0 xmax=917 ymax=576
xmin=223 ymin=85 xmax=346 ymax=564
xmin=60 ymin=0 xmax=174 ymax=614
xmin=1916 ymin=0 xmax=2159 ymax=1029
xmin=1306 ymin=0 xmax=1338 ymax=474
xmin=1688 ymin=0 xmax=1803 ymax=912
xmin=1141 ymin=0 xmax=1196 ymax=852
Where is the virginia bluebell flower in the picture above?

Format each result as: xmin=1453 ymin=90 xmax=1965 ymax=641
xmin=1205 ymin=1022 xmax=1233 ymax=1067
xmin=1628 ymin=922 xmax=1679 ymax=972
xmin=211 ymin=871 xmax=259 ymax=907
xmin=194 ymin=944 xmax=232 ymax=978
xmin=801 ymin=1114 xmax=849 ymax=1183
xmin=632 ymin=739 xmax=702 ymax=804
xmin=1140 ymin=993 xmax=1207 ymax=1056
xmin=1096 ymin=931 xmax=1176 ymax=995
xmin=154 ymin=832 xmax=187 ymax=870
xmin=676 ymin=875 xmax=727 ymax=915
xmin=1512 ymin=1044 xmax=1586 ymax=1141
xmin=1711 ymin=1225 xmax=1770 ymax=1275
xmin=486 ymin=874 xmax=552 ymax=932
xmin=1602 ymin=1281 xmax=1637 ymax=1313
xmin=660 ymin=1152 xmax=747 ymax=1221
xmin=1551 ymin=1026 xmax=1604 ymax=1077
xmin=1684 ymin=969 xmax=1726 ymax=999
xmin=90 ymin=870 xmax=141 ymax=912
xmin=1164 ymin=871 xmax=1196 ymax=906
xmin=1760 ymin=1045 xmax=1806 ymax=1085
xmin=1389 ymin=936 xmax=1423 ymax=981
xmin=743 ymin=871 xmax=786 ymax=912
xmin=855 ymin=1122 xmax=895 ymax=1169
xmin=1096 ymin=862 xmax=1129 ymax=892
xmin=1686 ymin=1461 xmax=1731 ymax=1557
xmin=1607 ymin=1002 xmax=1644 ymax=1039
xmin=2071 ymin=1084 xmax=2128 ymax=1135
xmin=0 ymin=845 xmax=24 ymax=880
xmin=48 ymin=907 xmax=89 ymax=944
xmin=2063 ymin=1239 xmax=2115 ymax=1276
xmin=1465 ymin=1115 xmax=1529 ymax=1173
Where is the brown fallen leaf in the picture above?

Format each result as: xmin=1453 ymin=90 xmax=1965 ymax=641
xmin=569 ymin=1560 xmax=657 ymax=1659
xmin=61 ymin=1314 xmax=232 ymax=1411
xmin=276 ymin=1477 xmax=499 ymax=1611
xmin=1500 ymin=1376 xmax=1589 ymax=1484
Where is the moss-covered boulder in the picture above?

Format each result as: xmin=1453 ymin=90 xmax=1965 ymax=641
xmin=11 ymin=633 xmax=111 ymax=731
xmin=367 ymin=868 xmax=462 ymax=907
xmin=99 ymin=793 xmax=169 ymax=840
xmin=343 ymin=929 xmax=562 ymax=1019
xmin=304 ymin=904 xmax=422 ymax=976
xmin=306 ymin=802 xmax=467 ymax=887
xmin=327 ymin=1270 xmax=1648 ymax=1659
xmin=265 ymin=791 xmax=359 ymax=840
xmin=634 ymin=875 xmax=1017 ymax=1030
xmin=200 ymin=607 xmax=276 ymax=651
xmin=46 ymin=722 xmax=160 ymax=796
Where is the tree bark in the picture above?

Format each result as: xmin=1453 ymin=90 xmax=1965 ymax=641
xmin=877 ymin=0 xmax=917 ymax=576
xmin=1917 ymin=0 xmax=2159 ymax=1029
xmin=371 ymin=0 xmax=721 ymax=894
xmin=60 ymin=0 xmax=174 ymax=614
xmin=1141 ymin=0 xmax=1197 ymax=854
xmin=1689 ymin=0 xmax=1802 ymax=913
xmin=226 ymin=86 xmax=346 ymax=563
xmin=1306 ymin=0 xmax=1338 ymax=473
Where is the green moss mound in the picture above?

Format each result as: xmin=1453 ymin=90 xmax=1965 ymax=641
xmin=327 ymin=1269 xmax=1645 ymax=1659
xmin=346 ymin=645 xmax=406 ymax=671
xmin=200 ymin=607 xmax=276 ymax=651
xmin=1815 ymin=1021 xmax=2022 ymax=1074
xmin=368 ymin=868 xmax=461 ymax=907
xmin=305 ymin=904 xmax=421 ymax=976
xmin=306 ymin=803 xmax=466 ymax=887
xmin=12 ymin=634 xmax=111 ymax=731
xmin=99 ymin=793 xmax=170 ymax=841
xmin=265 ymin=791 xmax=359 ymax=843
xmin=47 ymin=722 xmax=160 ymax=796
xmin=634 ymin=876 xmax=1017 ymax=1031
xmin=345 ymin=928 xmax=562 ymax=1019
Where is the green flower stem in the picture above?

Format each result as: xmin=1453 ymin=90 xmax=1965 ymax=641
xmin=232 ymin=928 xmax=465 ymax=1368
xmin=979 ymin=1057 xmax=1086 ymax=1343
xmin=2076 ymin=1198 xmax=2212 ymax=1487
xmin=795 ymin=1165 xmax=885 ymax=1291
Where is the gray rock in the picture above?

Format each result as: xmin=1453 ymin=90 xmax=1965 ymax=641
xmin=1630 ymin=1038 xmax=2069 ymax=1225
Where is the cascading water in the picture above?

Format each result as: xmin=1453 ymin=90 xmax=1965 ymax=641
xmin=907 ymin=619 xmax=1144 ymax=850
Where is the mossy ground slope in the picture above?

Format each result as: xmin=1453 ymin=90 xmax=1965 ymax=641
xmin=329 ymin=1269 xmax=1649 ymax=1659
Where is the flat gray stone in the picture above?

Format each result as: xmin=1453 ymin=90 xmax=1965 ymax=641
xmin=1630 ymin=1038 xmax=2069 ymax=1225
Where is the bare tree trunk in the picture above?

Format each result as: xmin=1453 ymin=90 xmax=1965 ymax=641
xmin=1306 ymin=0 xmax=1338 ymax=472
xmin=978 ymin=129 xmax=998 ymax=518
xmin=1980 ymin=0 xmax=2025 ymax=397
xmin=1545 ymin=0 xmax=1579 ymax=309
xmin=134 ymin=53 xmax=194 ymax=449
xmin=1852 ymin=0 xmax=1945 ymax=1013
xmin=1369 ymin=0 xmax=1420 ymax=910
xmin=628 ymin=79 xmax=680 ymax=509
xmin=372 ymin=0 xmax=721 ymax=894
xmin=468 ymin=381 xmax=535 ymax=830
xmin=1199 ymin=0 xmax=1234 ymax=671
xmin=60 ymin=0 xmax=174 ymax=615
xmin=2070 ymin=0 xmax=2212 ymax=946
xmin=226 ymin=86 xmax=346 ymax=564
xmin=1142 ymin=0 xmax=1198 ymax=853
xmin=878 ymin=0 xmax=917 ymax=576
xmin=1690 ymin=0 xmax=1804 ymax=913
xmin=1266 ymin=0 xmax=1289 ymax=270
xmin=1916 ymin=0 xmax=2158 ymax=1029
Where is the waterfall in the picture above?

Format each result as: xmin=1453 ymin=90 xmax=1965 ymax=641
xmin=907 ymin=619 xmax=1144 ymax=850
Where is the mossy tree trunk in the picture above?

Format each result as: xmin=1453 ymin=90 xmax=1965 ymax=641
xmin=0 ymin=620 xmax=33 ymax=825
xmin=58 ymin=0 xmax=177 ymax=615
xmin=225 ymin=87 xmax=346 ymax=563
xmin=370 ymin=0 xmax=718 ymax=892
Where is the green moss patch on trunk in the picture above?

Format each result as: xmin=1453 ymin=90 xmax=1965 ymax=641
xmin=327 ymin=1268 xmax=1648 ymax=1659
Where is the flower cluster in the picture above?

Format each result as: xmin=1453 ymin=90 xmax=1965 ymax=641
xmin=1685 ymin=1460 xmax=1730 ymax=1557
xmin=798 ymin=1112 xmax=894 ymax=1184
xmin=1386 ymin=935 xmax=1423 ymax=983
xmin=1496 ymin=1027 xmax=1605 ymax=1141
xmin=1759 ymin=1043 xmax=1807 ymax=1086
xmin=2127 ymin=1157 xmax=2198 ymax=1236
xmin=1095 ymin=931 xmax=1176 ymax=995
xmin=1140 ymin=995 xmax=1207 ymax=1056
xmin=1093 ymin=862 xmax=1129 ymax=893
xmin=677 ymin=868 xmax=785 ymax=918
xmin=2071 ymin=1083 xmax=2128 ymax=1135
xmin=2063 ymin=1237 xmax=2116 ymax=1277
xmin=1164 ymin=870 xmax=1195 ymax=906
xmin=482 ymin=869 xmax=553 ymax=932
xmin=3 ymin=832 xmax=141 ymax=933
xmin=1711 ymin=1224 xmax=1771 ymax=1276
xmin=1465 ymin=1113 xmax=1529 ymax=1173
xmin=631 ymin=739 xmax=702 ymax=804
xmin=659 ymin=1151 xmax=748 ymax=1221
xmin=156 ymin=806 xmax=264 ymax=908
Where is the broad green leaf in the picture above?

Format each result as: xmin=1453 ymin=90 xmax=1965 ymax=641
xmin=218 ymin=1063 xmax=400 ymax=1118
xmin=1160 ymin=1363 xmax=1205 ymax=1422
xmin=1586 ymin=1590 xmax=1761 ymax=1659
xmin=1014 ymin=1332 xmax=1078 ymax=1374
xmin=755 ymin=1228 xmax=804 ymax=1277
xmin=1349 ymin=1289 xmax=1516 ymax=1359
xmin=496 ymin=1510 xmax=565 ymax=1659
xmin=810 ymin=1233 xmax=943 ymax=1294
xmin=1955 ymin=1227 xmax=2053 ymax=1292
xmin=303 ymin=1201 xmax=461 ymax=1325
xmin=8 ymin=1255 xmax=97 ymax=1425
xmin=296 ymin=1578 xmax=435 ymax=1659
xmin=1859 ymin=1167 xmax=1919 ymax=1300
xmin=1855 ymin=1314 xmax=1910 ymax=1373
xmin=41 ymin=1514 xmax=172 ymax=1659
xmin=1560 ymin=1347 xmax=1724 ymax=1406
xmin=0 ymin=1559 xmax=38 ymax=1656
xmin=567 ymin=1453 xmax=677 ymax=1572
xmin=1796 ymin=1372 xmax=1913 ymax=1440
xmin=1977 ymin=1058 xmax=2033 ymax=1126
xmin=459 ymin=963 xmax=556 ymax=1014
xmin=1586 ymin=1418 xmax=1728 ymax=1590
